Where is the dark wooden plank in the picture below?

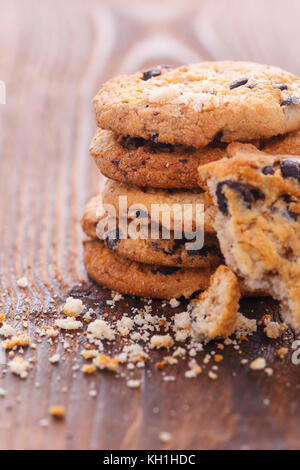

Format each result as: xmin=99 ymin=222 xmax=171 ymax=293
xmin=0 ymin=0 xmax=300 ymax=450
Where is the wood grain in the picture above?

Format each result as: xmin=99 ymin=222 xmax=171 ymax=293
xmin=1 ymin=0 xmax=300 ymax=450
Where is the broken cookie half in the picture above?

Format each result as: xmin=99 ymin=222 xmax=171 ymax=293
xmin=198 ymin=142 xmax=300 ymax=332
xmin=190 ymin=265 xmax=240 ymax=341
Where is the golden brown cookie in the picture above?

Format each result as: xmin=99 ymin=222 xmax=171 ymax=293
xmin=90 ymin=129 xmax=226 ymax=189
xmin=191 ymin=265 xmax=240 ymax=340
xmin=83 ymin=240 xmax=214 ymax=299
xmin=102 ymin=179 xmax=216 ymax=233
xmin=81 ymin=195 xmax=223 ymax=269
xmin=198 ymin=142 xmax=300 ymax=331
xmin=80 ymin=194 xmax=106 ymax=238
xmin=93 ymin=61 xmax=300 ymax=148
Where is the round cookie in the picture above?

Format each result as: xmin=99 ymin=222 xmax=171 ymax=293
xmin=83 ymin=240 xmax=215 ymax=299
xmin=93 ymin=61 xmax=300 ymax=148
xmin=102 ymin=179 xmax=216 ymax=233
xmin=262 ymin=130 xmax=300 ymax=155
xmin=81 ymin=195 xmax=223 ymax=269
xmin=90 ymin=129 xmax=227 ymax=189
xmin=80 ymin=194 xmax=106 ymax=239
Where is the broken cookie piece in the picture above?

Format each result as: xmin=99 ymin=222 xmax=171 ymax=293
xmin=198 ymin=142 xmax=300 ymax=331
xmin=190 ymin=265 xmax=240 ymax=341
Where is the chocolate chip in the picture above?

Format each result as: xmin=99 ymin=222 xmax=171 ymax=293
xmin=280 ymin=159 xmax=300 ymax=179
xmin=123 ymin=171 xmax=128 ymax=180
xmin=151 ymin=133 xmax=159 ymax=142
xmin=247 ymin=82 xmax=257 ymax=89
xmin=135 ymin=209 xmax=149 ymax=219
xmin=151 ymin=242 xmax=161 ymax=252
xmin=176 ymin=257 xmax=183 ymax=264
xmin=179 ymin=159 xmax=188 ymax=163
xmin=171 ymin=238 xmax=186 ymax=253
xmin=230 ymin=78 xmax=249 ymax=90
xmin=216 ymin=180 xmax=264 ymax=215
xmin=272 ymin=194 xmax=298 ymax=221
xmin=142 ymin=65 xmax=171 ymax=81
xmin=280 ymin=96 xmax=299 ymax=107
xmin=105 ymin=228 xmax=121 ymax=251
xmin=156 ymin=266 xmax=180 ymax=276
xmin=262 ymin=166 xmax=274 ymax=175
xmin=113 ymin=160 xmax=120 ymax=166
xmin=121 ymin=136 xmax=145 ymax=150
xmin=251 ymin=189 xmax=265 ymax=201
xmin=274 ymin=84 xmax=288 ymax=91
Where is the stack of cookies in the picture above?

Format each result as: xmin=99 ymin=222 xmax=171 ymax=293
xmin=82 ymin=61 xmax=300 ymax=299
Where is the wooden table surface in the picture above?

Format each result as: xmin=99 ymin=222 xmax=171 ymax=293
xmin=1 ymin=0 xmax=300 ymax=450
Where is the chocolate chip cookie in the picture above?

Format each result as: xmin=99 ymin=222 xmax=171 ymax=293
xmin=198 ymin=142 xmax=300 ymax=331
xmin=90 ymin=129 xmax=226 ymax=189
xmin=93 ymin=61 xmax=300 ymax=148
xmin=81 ymin=195 xmax=223 ymax=269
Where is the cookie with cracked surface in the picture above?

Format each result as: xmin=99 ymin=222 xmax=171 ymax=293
xmin=198 ymin=142 xmax=300 ymax=331
xmin=90 ymin=129 xmax=226 ymax=189
xmin=83 ymin=240 xmax=215 ymax=299
xmin=190 ymin=265 xmax=240 ymax=341
xmin=102 ymin=179 xmax=216 ymax=233
xmin=93 ymin=61 xmax=300 ymax=148
xmin=81 ymin=195 xmax=223 ymax=269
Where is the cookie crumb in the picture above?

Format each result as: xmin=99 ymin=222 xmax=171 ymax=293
xmin=0 ymin=323 xmax=15 ymax=338
xmin=3 ymin=333 xmax=30 ymax=350
xmin=17 ymin=277 xmax=28 ymax=288
xmin=49 ymin=405 xmax=65 ymax=419
xmin=277 ymin=347 xmax=288 ymax=359
xmin=9 ymin=356 xmax=29 ymax=379
xmin=87 ymin=319 xmax=115 ymax=341
xmin=49 ymin=354 xmax=60 ymax=364
xmin=159 ymin=431 xmax=172 ymax=443
xmin=169 ymin=298 xmax=180 ymax=308
xmin=208 ymin=371 xmax=218 ymax=380
xmin=234 ymin=313 xmax=257 ymax=339
xmin=116 ymin=316 xmax=134 ymax=336
xmin=93 ymin=354 xmax=119 ymax=372
xmin=150 ymin=334 xmax=174 ymax=349
xmin=39 ymin=419 xmax=49 ymax=427
xmin=55 ymin=318 xmax=82 ymax=330
xmin=82 ymin=364 xmax=96 ymax=374
xmin=127 ymin=379 xmax=141 ymax=389
xmin=46 ymin=328 xmax=59 ymax=339
xmin=264 ymin=321 xmax=287 ymax=339
xmin=214 ymin=354 xmax=223 ymax=363
xmin=250 ymin=357 xmax=266 ymax=370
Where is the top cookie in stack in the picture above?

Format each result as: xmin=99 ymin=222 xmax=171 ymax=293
xmin=82 ymin=61 xmax=300 ymax=299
